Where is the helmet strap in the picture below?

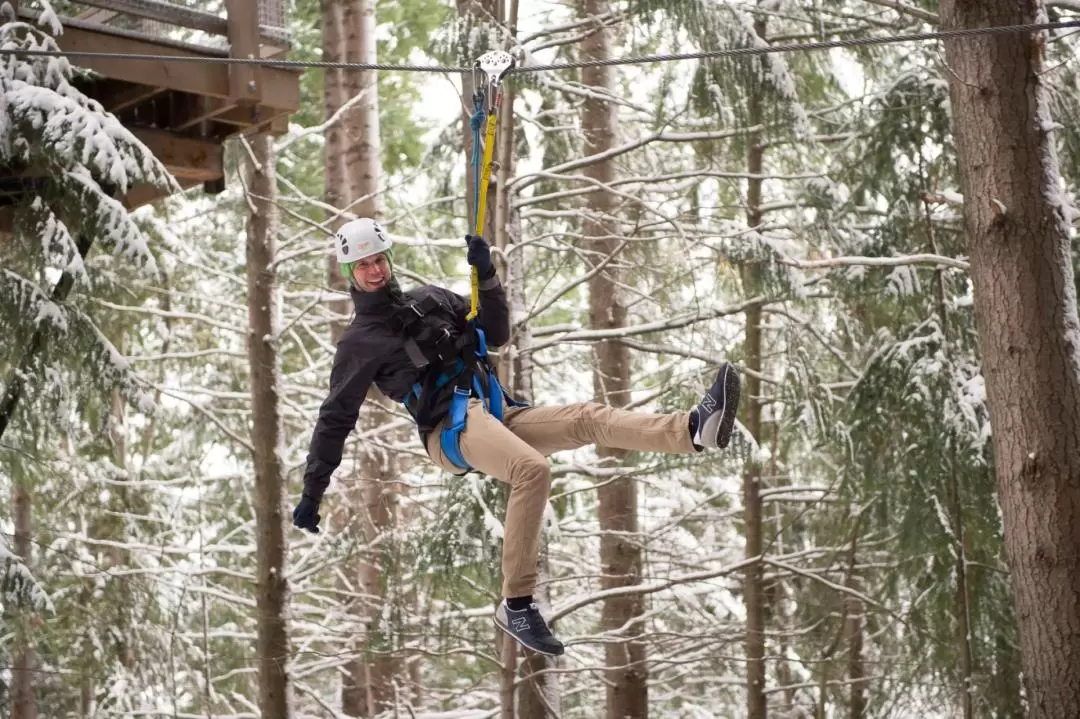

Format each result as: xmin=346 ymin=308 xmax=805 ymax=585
xmin=339 ymin=261 xmax=356 ymax=286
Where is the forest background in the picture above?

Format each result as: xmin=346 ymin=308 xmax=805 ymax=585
xmin=3 ymin=0 xmax=1080 ymax=718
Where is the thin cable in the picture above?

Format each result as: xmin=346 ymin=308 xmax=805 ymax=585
xmin=522 ymin=19 xmax=1080 ymax=73
xmin=0 ymin=19 xmax=1077 ymax=72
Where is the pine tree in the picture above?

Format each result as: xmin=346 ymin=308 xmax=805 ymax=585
xmin=0 ymin=6 xmax=174 ymax=439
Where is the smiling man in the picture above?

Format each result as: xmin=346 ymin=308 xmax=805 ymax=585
xmin=293 ymin=217 xmax=742 ymax=656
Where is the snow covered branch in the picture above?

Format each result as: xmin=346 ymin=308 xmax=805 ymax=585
xmin=776 ymin=253 xmax=970 ymax=272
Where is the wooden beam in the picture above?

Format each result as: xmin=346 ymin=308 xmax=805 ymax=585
xmin=175 ymin=98 xmax=241 ymax=130
xmin=121 ymin=176 xmax=200 ymax=210
xmin=129 ymin=128 xmax=224 ymax=182
xmin=55 ymin=24 xmax=300 ymax=111
xmin=75 ymin=7 xmax=120 ymax=24
xmin=95 ymin=81 xmax=167 ymax=113
xmin=226 ymin=0 xmax=262 ymax=105
xmin=268 ymin=114 xmax=290 ymax=136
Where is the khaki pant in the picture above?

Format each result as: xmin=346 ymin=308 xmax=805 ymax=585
xmin=426 ymin=399 xmax=697 ymax=598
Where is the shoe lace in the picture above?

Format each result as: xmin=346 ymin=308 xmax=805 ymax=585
xmin=525 ymin=603 xmax=555 ymax=638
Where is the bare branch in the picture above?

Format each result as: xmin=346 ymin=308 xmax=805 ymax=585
xmin=777 ymin=253 xmax=970 ymax=272
xmin=860 ymin=0 xmax=938 ymax=23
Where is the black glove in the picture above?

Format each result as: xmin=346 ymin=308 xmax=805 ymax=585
xmin=292 ymin=494 xmax=322 ymax=534
xmin=465 ymin=234 xmax=495 ymax=279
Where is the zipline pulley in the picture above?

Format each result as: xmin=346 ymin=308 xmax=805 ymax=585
xmin=467 ymin=50 xmax=515 ymax=321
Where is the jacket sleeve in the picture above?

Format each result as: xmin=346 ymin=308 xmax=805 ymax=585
xmin=470 ymin=272 xmax=511 ymax=347
xmin=302 ymin=339 xmax=377 ymax=501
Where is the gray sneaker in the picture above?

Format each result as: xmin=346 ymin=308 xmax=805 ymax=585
xmin=494 ymin=601 xmax=565 ymax=656
xmin=692 ymin=363 xmax=741 ymax=450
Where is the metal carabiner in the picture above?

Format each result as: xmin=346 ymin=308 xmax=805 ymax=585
xmin=471 ymin=62 xmax=485 ymax=106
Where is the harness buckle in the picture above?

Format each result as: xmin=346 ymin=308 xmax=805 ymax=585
xmin=410 ymin=304 xmax=425 ymax=318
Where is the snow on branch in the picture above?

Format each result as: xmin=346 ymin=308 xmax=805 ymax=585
xmin=729 ymin=4 xmax=814 ymax=140
xmin=0 ymin=267 xmax=69 ymax=331
xmin=528 ymin=295 xmax=767 ymax=350
xmin=66 ymin=305 xmax=157 ymax=414
xmin=777 ymin=253 xmax=970 ymax=272
xmin=0 ymin=74 xmax=176 ymax=193
xmin=0 ymin=16 xmax=175 ymax=281
xmin=22 ymin=196 xmax=87 ymax=282
xmin=64 ymin=167 xmax=159 ymax=274
xmin=0 ymin=533 xmax=53 ymax=612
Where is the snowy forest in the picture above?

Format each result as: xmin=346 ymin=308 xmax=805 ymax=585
xmin=3 ymin=0 xmax=1080 ymax=717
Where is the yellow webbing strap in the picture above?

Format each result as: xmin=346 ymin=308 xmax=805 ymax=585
xmin=467 ymin=111 xmax=500 ymax=321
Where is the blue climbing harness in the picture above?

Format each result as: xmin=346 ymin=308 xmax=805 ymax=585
xmin=402 ymin=324 xmax=524 ymax=473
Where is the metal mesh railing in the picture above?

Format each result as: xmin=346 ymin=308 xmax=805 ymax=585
xmin=48 ymin=0 xmax=290 ymax=56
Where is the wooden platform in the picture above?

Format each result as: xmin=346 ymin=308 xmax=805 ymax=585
xmin=2 ymin=0 xmax=300 ymax=229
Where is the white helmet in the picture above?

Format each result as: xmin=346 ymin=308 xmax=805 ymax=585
xmin=335 ymin=218 xmax=392 ymax=263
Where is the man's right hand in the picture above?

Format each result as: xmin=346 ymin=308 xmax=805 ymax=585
xmin=465 ymin=234 xmax=495 ymax=279
xmin=292 ymin=494 xmax=322 ymax=534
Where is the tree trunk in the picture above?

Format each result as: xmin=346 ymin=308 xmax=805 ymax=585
xmin=12 ymin=479 xmax=36 ymax=719
xmin=942 ymin=2 xmax=1080 ymax=716
xmin=343 ymin=0 xmax=379 ymax=209
xmin=499 ymin=632 xmax=517 ymax=719
xmin=323 ymin=0 xmax=351 ymax=346
xmin=742 ymin=17 xmax=768 ymax=719
xmin=245 ymin=132 xmax=291 ymax=719
xmin=845 ymin=541 xmax=866 ymax=719
xmin=580 ymin=2 xmax=646 ymax=716
xmin=339 ymin=3 xmax=400 ymax=712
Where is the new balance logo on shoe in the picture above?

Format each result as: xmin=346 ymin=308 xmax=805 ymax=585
xmin=494 ymin=601 xmax=565 ymax=656
xmin=700 ymin=393 xmax=717 ymax=413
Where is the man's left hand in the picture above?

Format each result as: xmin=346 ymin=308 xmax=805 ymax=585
xmin=466 ymin=234 xmax=495 ymax=279
xmin=292 ymin=494 xmax=322 ymax=534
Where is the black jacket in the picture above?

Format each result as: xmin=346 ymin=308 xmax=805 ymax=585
xmin=302 ymin=275 xmax=509 ymax=500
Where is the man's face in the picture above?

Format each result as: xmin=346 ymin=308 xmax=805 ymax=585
xmin=352 ymin=253 xmax=392 ymax=292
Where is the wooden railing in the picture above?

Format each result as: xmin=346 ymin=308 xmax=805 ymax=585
xmin=50 ymin=0 xmax=289 ymax=56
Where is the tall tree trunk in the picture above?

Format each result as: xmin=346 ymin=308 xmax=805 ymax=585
xmin=343 ymin=0 xmax=379 ymax=209
xmin=453 ymin=4 xmax=517 ymax=717
xmin=580 ymin=2 xmax=646 ymax=716
xmin=12 ymin=477 xmax=36 ymax=719
xmin=323 ymin=0 xmax=351 ymax=346
xmin=742 ymin=16 xmax=768 ymax=719
xmin=245 ymin=132 xmax=291 ymax=719
xmin=941 ymin=2 xmax=1080 ymax=717
xmin=339 ymin=3 xmax=400 ymax=712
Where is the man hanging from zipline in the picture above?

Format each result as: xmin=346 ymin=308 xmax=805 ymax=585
xmin=291 ymin=217 xmax=742 ymax=656
xmin=292 ymin=50 xmax=740 ymax=656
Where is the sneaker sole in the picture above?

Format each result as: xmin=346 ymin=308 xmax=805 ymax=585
xmin=714 ymin=363 xmax=740 ymax=450
xmin=493 ymin=616 xmax=565 ymax=657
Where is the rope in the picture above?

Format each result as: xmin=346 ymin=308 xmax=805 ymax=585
xmin=1 ymin=19 xmax=1077 ymax=72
